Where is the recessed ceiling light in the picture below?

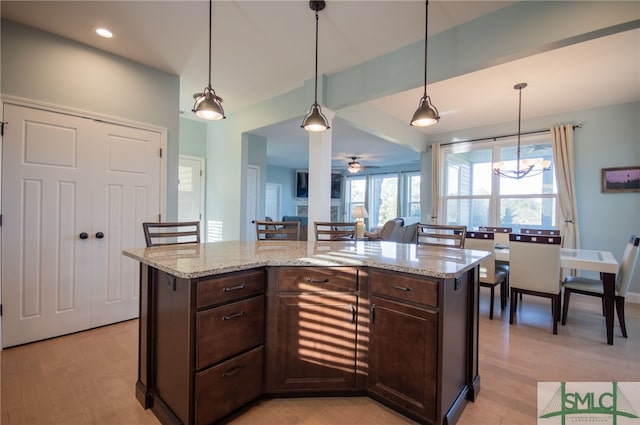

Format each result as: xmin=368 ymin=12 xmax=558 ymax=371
xmin=95 ymin=28 xmax=113 ymax=38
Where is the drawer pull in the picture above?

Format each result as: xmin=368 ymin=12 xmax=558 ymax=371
xmin=223 ymin=284 xmax=246 ymax=292
xmin=370 ymin=304 xmax=376 ymax=325
xmin=305 ymin=277 xmax=330 ymax=284
xmin=222 ymin=311 xmax=245 ymax=320
xmin=390 ymin=284 xmax=412 ymax=292
xmin=222 ymin=365 xmax=244 ymax=377
xmin=350 ymin=304 xmax=356 ymax=324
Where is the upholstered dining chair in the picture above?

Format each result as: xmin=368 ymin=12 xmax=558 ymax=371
xmin=142 ymin=221 xmax=200 ymax=247
xmin=256 ymin=220 xmax=301 ymax=241
xmin=465 ymin=231 xmax=508 ymax=319
xmin=416 ymin=224 xmax=467 ymax=248
xmin=314 ymin=222 xmax=357 ymax=241
xmin=561 ymin=234 xmax=640 ymax=338
xmin=509 ymin=233 xmax=562 ymax=334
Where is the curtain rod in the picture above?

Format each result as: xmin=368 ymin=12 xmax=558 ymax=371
xmin=439 ymin=124 xmax=582 ymax=147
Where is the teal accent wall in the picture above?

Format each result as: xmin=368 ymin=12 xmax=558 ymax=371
xmin=266 ymin=166 xmax=297 ymax=219
xmin=179 ymin=117 xmax=207 ymax=158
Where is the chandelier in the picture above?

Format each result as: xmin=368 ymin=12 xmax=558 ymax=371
xmin=492 ymin=83 xmax=550 ymax=179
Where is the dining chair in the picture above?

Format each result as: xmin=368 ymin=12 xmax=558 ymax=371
xmin=142 ymin=221 xmax=201 ymax=247
xmin=416 ymin=224 xmax=467 ymax=248
xmin=520 ymin=228 xmax=560 ymax=236
xmin=479 ymin=226 xmax=512 ymax=287
xmin=314 ymin=221 xmax=357 ymax=241
xmin=561 ymin=235 xmax=639 ymax=338
xmin=465 ymin=231 xmax=508 ymax=319
xmin=508 ymin=233 xmax=562 ymax=334
xmin=256 ymin=220 xmax=301 ymax=241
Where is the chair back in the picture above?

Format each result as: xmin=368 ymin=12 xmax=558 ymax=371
xmin=509 ymin=233 xmax=561 ymax=293
xmin=256 ymin=220 xmax=301 ymax=241
xmin=416 ymin=224 xmax=467 ymax=248
xmin=520 ymin=228 xmax=560 ymax=236
xmin=616 ymin=235 xmax=640 ymax=296
xmin=479 ymin=226 xmax=512 ymax=245
xmin=314 ymin=222 xmax=357 ymax=241
xmin=465 ymin=231 xmax=498 ymax=282
xmin=142 ymin=221 xmax=200 ymax=247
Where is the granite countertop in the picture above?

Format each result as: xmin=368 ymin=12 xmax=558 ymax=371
xmin=123 ymin=240 xmax=490 ymax=280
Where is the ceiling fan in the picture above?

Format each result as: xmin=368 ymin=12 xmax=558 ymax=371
xmin=347 ymin=156 xmax=379 ymax=174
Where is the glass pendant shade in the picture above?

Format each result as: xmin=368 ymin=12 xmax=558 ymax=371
xmin=410 ymin=94 xmax=440 ymax=127
xmin=302 ymin=103 xmax=330 ymax=132
xmin=193 ymin=85 xmax=225 ymax=121
xmin=347 ymin=157 xmax=362 ymax=174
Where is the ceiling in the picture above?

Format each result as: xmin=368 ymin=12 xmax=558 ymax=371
xmin=2 ymin=1 xmax=639 ymax=170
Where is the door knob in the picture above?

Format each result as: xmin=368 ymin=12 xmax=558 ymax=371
xmin=79 ymin=232 xmax=89 ymax=240
xmin=95 ymin=232 xmax=105 ymax=239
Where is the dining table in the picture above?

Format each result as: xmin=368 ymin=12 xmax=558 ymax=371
xmin=494 ymin=246 xmax=619 ymax=345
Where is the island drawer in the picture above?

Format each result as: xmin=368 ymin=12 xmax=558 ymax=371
xmin=197 ymin=269 xmax=265 ymax=308
xmin=277 ymin=267 xmax=358 ymax=292
xmin=369 ymin=269 xmax=438 ymax=307
xmin=196 ymin=296 xmax=264 ymax=369
xmin=195 ymin=346 xmax=263 ymax=425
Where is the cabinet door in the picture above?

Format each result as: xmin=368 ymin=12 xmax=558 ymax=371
xmin=368 ymin=295 xmax=437 ymax=423
xmin=270 ymin=293 xmax=358 ymax=392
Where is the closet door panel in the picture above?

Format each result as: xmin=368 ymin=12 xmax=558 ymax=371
xmin=1 ymin=104 xmax=93 ymax=347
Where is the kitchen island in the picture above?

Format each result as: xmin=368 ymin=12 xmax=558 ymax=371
xmin=123 ymin=240 xmax=488 ymax=425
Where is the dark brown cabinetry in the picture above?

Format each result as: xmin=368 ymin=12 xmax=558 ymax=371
xmin=265 ymin=267 xmax=366 ymax=393
xmin=135 ymin=258 xmax=479 ymax=425
xmin=367 ymin=269 xmax=472 ymax=425
xmin=139 ymin=267 xmax=265 ymax=425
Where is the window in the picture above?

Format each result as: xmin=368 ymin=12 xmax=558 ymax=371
xmin=345 ymin=170 xmax=420 ymax=231
xmin=369 ymin=173 xmax=398 ymax=227
xmin=345 ymin=175 xmax=366 ymax=222
xmin=441 ymin=137 xmax=557 ymax=231
xmin=404 ymin=172 xmax=421 ymax=219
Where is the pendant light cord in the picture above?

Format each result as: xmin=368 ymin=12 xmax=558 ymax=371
xmin=208 ymin=0 xmax=212 ymax=87
xmin=314 ymin=10 xmax=319 ymax=105
xmin=422 ymin=0 xmax=428 ymax=97
xmin=516 ymin=84 xmax=523 ymax=173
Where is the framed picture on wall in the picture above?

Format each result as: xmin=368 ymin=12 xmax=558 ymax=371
xmin=601 ymin=166 xmax=640 ymax=193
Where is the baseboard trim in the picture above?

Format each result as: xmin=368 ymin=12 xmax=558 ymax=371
xmin=626 ymin=291 xmax=640 ymax=304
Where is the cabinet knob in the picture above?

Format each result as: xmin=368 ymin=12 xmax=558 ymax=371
xmin=95 ymin=232 xmax=105 ymax=239
xmin=79 ymin=232 xmax=89 ymax=240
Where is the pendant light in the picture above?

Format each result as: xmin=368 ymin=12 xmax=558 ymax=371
xmin=192 ymin=0 xmax=226 ymax=121
xmin=301 ymin=0 xmax=330 ymax=132
xmin=492 ymin=83 xmax=551 ymax=179
xmin=410 ymin=0 xmax=440 ymax=127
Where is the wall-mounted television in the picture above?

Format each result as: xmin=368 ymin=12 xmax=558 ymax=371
xmin=296 ymin=171 xmax=342 ymax=199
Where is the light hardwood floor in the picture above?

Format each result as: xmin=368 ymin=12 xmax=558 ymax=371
xmin=2 ymin=292 xmax=639 ymax=425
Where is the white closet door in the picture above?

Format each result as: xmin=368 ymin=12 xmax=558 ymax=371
xmin=90 ymin=121 xmax=161 ymax=327
xmin=2 ymin=104 xmax=94 ymax=346
xmin=1 ymin=104 xmax=162 ymax=346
